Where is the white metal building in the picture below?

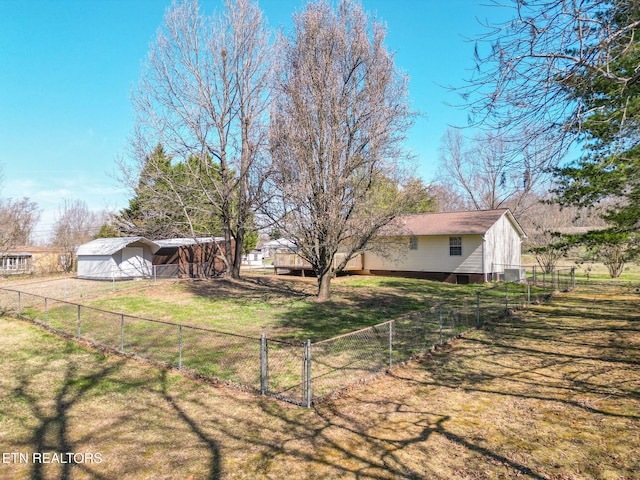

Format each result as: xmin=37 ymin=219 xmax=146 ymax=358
xmin=76 ymin=237 xmax=160 ymax=280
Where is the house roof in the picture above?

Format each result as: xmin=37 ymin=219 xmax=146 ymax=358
xmin=7 ymin=246 xmax=64 ymax=255
xmin=389 ymin=209 xmax=527 ymax=238
xmin=262 ymin=238 xmax=297 ymax=250
xmin=77 ymin=237 xmax=161 ymax=256
xmin=1 ymin=251 xmax=33 ymax=257
xmin=154 ymin=237 xmax=225 ymax=248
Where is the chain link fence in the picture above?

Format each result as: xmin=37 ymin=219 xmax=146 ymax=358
xmin=0 ymin=276 xmax=156 ymax=302
xmin=308 ymin=267 xmax=576 ymax=403
xmin=0 ymin=286 xmax=307 ymax=404
xmin=0 ymin=266 xmax=576 ymax=407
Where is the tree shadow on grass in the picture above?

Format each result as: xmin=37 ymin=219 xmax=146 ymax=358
xmin=243 ymin=285 xmax=640 ymax=478
xmin=158 ymin=369 xmax=221 ymax=480
xmin=246 ymin=394 xmax=552 ymax=479
xmin=391 ymin=301 xmax=640 ymax=419
xmin=5 ymin=339 xmax=223 ymax=480
xmin=273 ymin=292 xmax=421 ymax=342
xmin=10 ymin=346 xmax=125 ymax=480
xmin=182 ymin=276 xmax=312 ymax=304
xmin=182 ymin=275 xmax=432 ymax=342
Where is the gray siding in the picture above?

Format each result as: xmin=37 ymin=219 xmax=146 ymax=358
xmin=77 ymin=255 xmax=118 ymax=279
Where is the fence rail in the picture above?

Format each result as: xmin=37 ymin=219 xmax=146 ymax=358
xmin=0 ymin=267 xmax=575 ymax=406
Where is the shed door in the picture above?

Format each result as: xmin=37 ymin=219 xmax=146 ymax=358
xmin=121 ymin=247 xmax=146 ymax=277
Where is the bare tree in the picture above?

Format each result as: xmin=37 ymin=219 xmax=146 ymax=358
xmin=0 ymin=198 xmax=41 ymax=252
xmin=519 ymin=199 xmax=576 ymax=273
xmin=51 ymin=200 xmax=104 ymax=272
xmin=428 ymin=182 xmax=469 ymax=213
xmin=0 ymin=165 xmax=41 ymax=252
xmin=461 ymin=0 xmax=640 ymax=176
xmin=130 ymin=0 xmax=271 ymax=279
xmin=437 ymin=127 xmax=555 ymax=217
xmin=266 ymin=0 xmax=417 ymax=301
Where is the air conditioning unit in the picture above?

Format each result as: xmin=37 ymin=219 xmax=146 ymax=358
xmin=504 ymin=268 xmax=526 ymax=283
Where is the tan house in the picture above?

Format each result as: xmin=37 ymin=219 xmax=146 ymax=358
xmin=0 ymin=246 xmax=68 ymax=275
xmin=363 ymin=209 xmax=527 ymax=283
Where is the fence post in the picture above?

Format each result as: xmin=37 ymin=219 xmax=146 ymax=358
xmin=178 ymin=325 xmax=183 ymax=369
xmin=476 ymin=293 xmax=481 ymax=327
xmin=44 ymin=297 xmax=48 ymax=326
xmin=303 ymin=340 xmax=312 ymax=408
xmin=505 ymin=283 xmax=509 ymax=314
xmin=120 ymin=314 xmax=125 ymax=352
xmin=17 ymin=291 xmax=21 ymax=316
xmin=533 ymin=265 xmax=537 ymax=286
xmin=571 ymin=267 xmax=576 ymax=289
xmin=77 ymin=305 xmax=81 ymax=338
xmin=389 ymin=321 xmax=393 ymax=370
xmin=438 ymin=306 xmax=443 ymax=345
xmin=260 ymin=333 xmax=268 ymax=395
xmin=527 ymin=283 xmax=531 ymax=305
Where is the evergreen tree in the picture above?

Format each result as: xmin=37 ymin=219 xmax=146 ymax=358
xmin=118 ymin=144 xmax=224 ymax=239
xmin=554 ymin=0 xmax=640 ymax=236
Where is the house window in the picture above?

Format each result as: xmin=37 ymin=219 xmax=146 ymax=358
xmin=449 ymin=237 xmax=462 ymax=256
xmin=409 ymin=237 xmax=418 ymax=250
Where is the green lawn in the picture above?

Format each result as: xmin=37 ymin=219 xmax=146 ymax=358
xmin=78 ymin=274 xmax=512 ymax=342
xmin=3 ymin=275 xmax=512 ymax=399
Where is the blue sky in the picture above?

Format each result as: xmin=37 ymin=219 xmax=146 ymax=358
xmin=0 ymin=0 xmax=510 ymax=242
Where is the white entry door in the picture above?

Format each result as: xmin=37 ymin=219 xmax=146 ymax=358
xmin=121 ymin=247 xmax=146 ymax=277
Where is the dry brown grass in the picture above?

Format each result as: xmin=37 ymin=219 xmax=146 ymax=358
xmin=0 ymin=282 xmax=638 ymax=479
xmin=0 ymin=275 xmax=157 ymax=302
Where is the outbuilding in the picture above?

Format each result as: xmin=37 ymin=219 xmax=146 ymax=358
xmin=77 ymin=237 xmax=160 ymax=280
xmin=152 ymin=237 xmax=227 ymax=278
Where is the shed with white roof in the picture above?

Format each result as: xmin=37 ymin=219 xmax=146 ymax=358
xmin=76 ymin=237 xmax=160 ymax=280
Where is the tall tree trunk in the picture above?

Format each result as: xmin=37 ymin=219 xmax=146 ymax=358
xmin=231 ymin=225 xmax=244 ymax=279
xmin=317 ymin=272 xmax=332 ymax=302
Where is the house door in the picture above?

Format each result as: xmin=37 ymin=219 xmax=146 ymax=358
xmin=121 ymin=247 xmax=147 ymax=277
